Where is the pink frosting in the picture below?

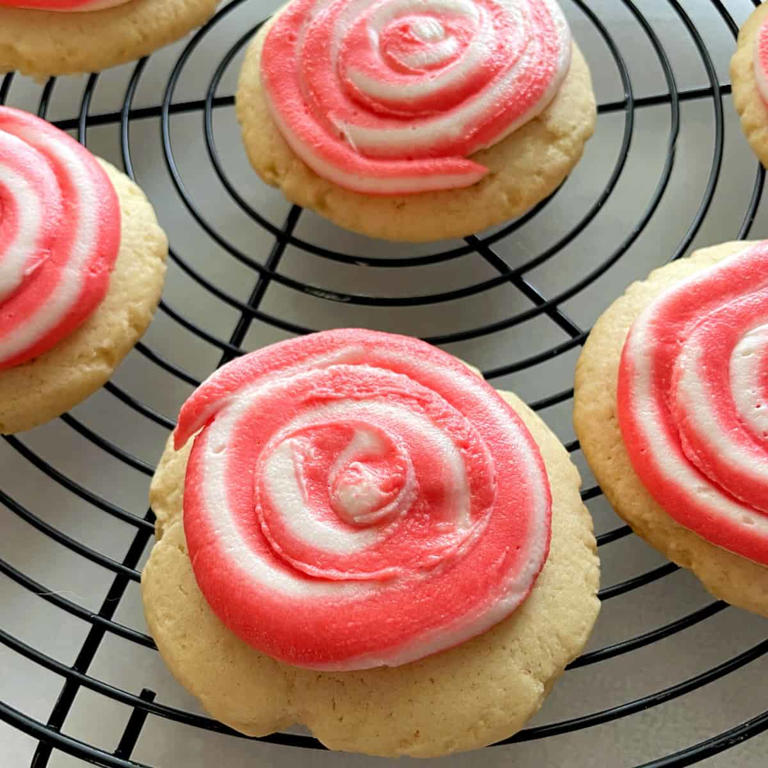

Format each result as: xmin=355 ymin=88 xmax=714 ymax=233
xmin=260 ymin=0 xmax=572 ymax=195
xmin=754 ymin=16 xmax=768 ymax=103
xmin=0 ymin=0 xmax=130 ymax=11
xmin=0 ymin=107 xmax=120 ymax=370
xmin=175 ymin=329 xmax=552 ymax=670
xmin=618 ymin=243 xmax=768 ymax=566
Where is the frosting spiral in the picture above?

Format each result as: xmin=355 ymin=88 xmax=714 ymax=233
xmin=175 ymin=329 xmax=551 ymax=670
xmin=0 ymin=0 xmax=130 ymax=11
xmin=0 ymin=107 xmax=120 ymax=370
xmin=618 ymin=243 xmax=768 ymax=566
xmin=260 ymin=0 xmax=572 ymax=195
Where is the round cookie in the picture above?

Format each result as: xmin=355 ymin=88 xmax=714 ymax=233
xmin=731 ymin=3 xmax=768 ymax=167
xmin=574 ymin=241 xmax=768 ymax=618
xmin=142 ymin=387 xmax=600 ymax=758
xmin=0 ymin=160 xmax=167 ymax=434
xmin=0 ymin=0 xmax=218 ymax=79
xmin=235 ymin=10 xmax=596 ymax=243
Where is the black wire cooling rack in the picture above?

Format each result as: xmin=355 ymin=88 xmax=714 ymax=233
xmin=2 ymin=0 xmax=768 ymax=765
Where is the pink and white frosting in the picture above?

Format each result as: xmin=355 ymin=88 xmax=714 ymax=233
xmin=754 ymin=16 xmax=768 ymax=103
xmin=0 ymin=107 xmax=120 ymax=370
xmin=175 ymin=329 xmax=552 ymax=670
xmin=618 ymin=243 xmax=768 ymax=566
xmin=0 ymin=0 xmax=130 ymax=11
xmin=260 ymin=0 xmax=572 ymax=195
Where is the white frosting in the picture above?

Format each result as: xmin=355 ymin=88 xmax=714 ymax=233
xmin=328 ymin=427 xmax=414 ymax=526
xmin=731 ymin=323 xmax=768 ymax=438
xmin=673 ymin=320 xmax=768 ymax=492
xmin=0 ymin=162 xmax=46 ymax=303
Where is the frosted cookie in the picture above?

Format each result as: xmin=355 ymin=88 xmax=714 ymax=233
xmin=235 ymin=0 xmax=596 ymax=242
xmin=732 ymin=3 xmax=768 ymax=167
xmin=574 ymin=241 xmax=768 ymax=617
xmin=0 ymin=107 xmax=167 ymax=434
xmin=0 ymin=0 xmax=219 ymax=79
xmin=142 ymin=329 xmax=600 ymax=757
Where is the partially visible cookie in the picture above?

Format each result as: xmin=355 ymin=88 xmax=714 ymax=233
xmin=142 ymin=332 xmax=599 ymax=758
xmin=0 ymin=0 xmax=218 ymax=78
xmin=732 ymin=3 xmax=768 ymax=167
xmin=235 ymin=2 xmax=596 ymax=242
xmin=574 ymin=241 xmax=768 ymax=617
xmin=0 ymin=158 xmax=167 ymax=434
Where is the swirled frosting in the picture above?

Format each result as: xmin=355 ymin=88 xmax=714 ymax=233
xmin=175 ymin=329 xmax=552 ymax=670
xmin=260 ymin=0 xmax=572 ymax=195
xmin=0 ymin=0 xmax=130 ymax=11
xmin=0 ymin=107 xmax=120 ymax=369
xmin=618 ymin=243 xmax=768 ymax=565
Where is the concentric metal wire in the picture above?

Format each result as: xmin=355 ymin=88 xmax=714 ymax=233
xmin=1 ymin=0 xmax=767 ymax=765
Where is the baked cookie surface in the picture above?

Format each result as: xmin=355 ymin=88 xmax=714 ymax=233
xmin=732 ymin=2 xmax=768 ymax=167
xmin=235 ymin=12 xmax=596 ymax=243
xmin=0 ymin=0 xmax=218 ymax=78
xmin=142 ymin=389 xmax=600 ymax=758
xmin=574 ymin=241 xmax=768 ymax=618
xmin=0 ymin=160 xmax=167 ymax=434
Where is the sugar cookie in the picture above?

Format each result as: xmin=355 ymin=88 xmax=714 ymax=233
xmin=236 ymin=0 xmax=596 ymax=242
xmin=142 ymin=330 xmax=599 ymax=757
xmin=0 ymin=0 xmax=218 ymax=78
xmin=732 ymin=3 xmax=768 ymax=167
xmin=0 ymin=107 xmax=167 ymax=433
xmin=575 ymin=241 xmax=768 ymax=617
